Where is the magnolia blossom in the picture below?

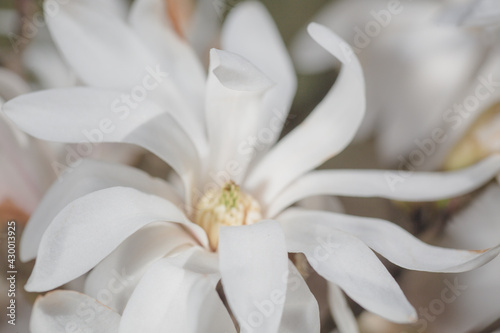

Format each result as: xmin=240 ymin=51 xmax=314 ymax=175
xmin=5 ymin=1 xmax=500 ymax=332
xmin=292 ymin=0 xmax=500 ymax=169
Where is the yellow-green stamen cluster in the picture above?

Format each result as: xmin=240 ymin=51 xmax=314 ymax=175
xmin=194 ymin=181 xmax=262 ymax=250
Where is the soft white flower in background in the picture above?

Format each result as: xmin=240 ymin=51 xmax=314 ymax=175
xmin=292 ymin=0 xmax=500 ymax=169
xmin=4 ymin=0 xmax=500 ymax=332
xmin=292 ymin=1 xmax=500 ymax=332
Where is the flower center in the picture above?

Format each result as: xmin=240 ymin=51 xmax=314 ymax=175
xmin=194 ymin=181 xmax=262 ymax=250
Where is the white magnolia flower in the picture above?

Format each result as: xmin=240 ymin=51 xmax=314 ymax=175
xmin=292 ymin=0 xmax=500 ymax=169
xmin=4 ymin=1 xmax=500 ymax=332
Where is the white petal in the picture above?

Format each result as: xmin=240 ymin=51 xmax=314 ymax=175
xmin=44 ymin=0 xmax=157 ymax=90
xmin=128 ymin=0 xmax=209 ymax=158
xmin=245 ymin=23 xmax=365 ymax=205
xmin=222 ymin=1 xmax=297 ymax=149
xmin=129 ymin=0 xmax=206 ymax=114
xmin=219 ymin=220 xmax=289 ymax=333
xmin=279 ymin=261 xmax=320 ymax=333
xmin=119 ymin=257 xmax=236 ymax=333
xmin=84 ymin=222 xmax=198 ymax=313
xmin=328 ymin=283 xmax=359 ymax=333
xmin=205 ymin=49 xmax=273 ymax=184
xmin=267 ymin=155 xmax=500 ymax=217
xmin=280 ymin=208 xmax=500 ymax=273
xmin=25 ymin=186 xmax=207 ymax=292
xmin=30 ymin=290 xmax=120 ymax=333
xmin=21 ymin=159 xmax=183 ymax=262
xmin=280 ymin=218 xmax=417 ymax=323
xmin=3 ymin=87 xmax=199 ymax=195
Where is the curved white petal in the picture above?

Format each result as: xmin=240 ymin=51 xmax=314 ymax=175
xmin=30 ymin=290 xmax=120 ymax=333
xmin=84 ymin=222 xmax=198 ymax=313
xmin=328 ymin=283 xmax=359 ymax=333
xmin=119 ymin=257 xmax=236 ymax=333
xmin=219 ymin=220 xmax=289 ymax=333
xmin=21 ymin=159 xmax=183 ymax=262
xmin=25 ymin=186 xmax=207 ymax=292
xmin=280 ymin=208 xmax=500 ymax=273
xmin=3 ymin=87 xmax=199 ymax=196
xmin=267 ymin=155 xmax=500 ymax=217
xmin=280 ymin=218 xmax=417 ymax=324
xmin=205 ymin=49 xmax=273 ymax=184
xmin=279 ymin=261 xmax=320 ymax=333
xmin=222 ymin=1 xmax=297 ymax=149
xmin=245 ymin=23 xmax=365 ymax=205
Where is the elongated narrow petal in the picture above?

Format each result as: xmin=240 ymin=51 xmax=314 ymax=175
xmin=280 ymin=218 xmax=417 ymax=323
xmin=245 ymin=23 xmax=365 ymax=204
xmin=85 ymin=222 xmax=198 ymax=313
xmin=205 ymin=49 xmax=273 ymax=184
xmin=279 ymin=261 xmax=320 ymax=333
xmin=267 ymin=155 xmax=500 ymax=217
xmin=25 ymin=186 xmax=207 ymax=292
xmin=219 ymin=221 xmax=289 ymax=333
xmin=3 ymin=87 xmax=199 ymax=195
xmin=280 ymin=208 xmax=500 ymax=273
xmin=30 ymin=290 xmax=120 ymax=333
xmin=119 ymin=257 xmax=236 ymax=333
xmin=328 ymin=283 xmax=359 ymax=333
xmin=222 ymin=1 xmax=297 ymax=149
xmin=21 ymin=159 xmax=183 ymax=262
